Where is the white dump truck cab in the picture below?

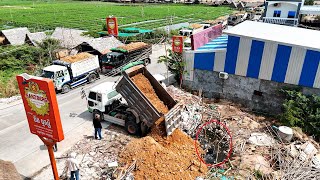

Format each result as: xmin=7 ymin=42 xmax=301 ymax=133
xmin=87 ymin=82 xmax=123 ymax=114
xmin=42 ymin=65 xmax=71 ymax=91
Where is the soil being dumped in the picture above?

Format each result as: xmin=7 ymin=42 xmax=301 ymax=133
xmin=120 ymin=73 xmax=207 ymax=179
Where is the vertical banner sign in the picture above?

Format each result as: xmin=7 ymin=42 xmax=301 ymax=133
xmin=106 ymin=17 xmax=118 ymax=36
xmin=17 ymin=75 xmax=64 ymax=141
xmin=172 ymin=36 xmax=184 ymax=53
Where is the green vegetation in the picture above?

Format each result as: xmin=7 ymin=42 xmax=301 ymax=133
xmin=280 ymin=89 xmax=320 ymax=141
xmin=0 ymin=0 xmax=232 ymax=31
xmin=0 ymin=39 xmax=60 ymax=98
xmin=158 ymin=49 xmax=185 ymax=85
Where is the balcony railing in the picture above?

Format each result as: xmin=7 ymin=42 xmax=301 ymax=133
xmin=263 ymin=17 xmax=298 ymax=26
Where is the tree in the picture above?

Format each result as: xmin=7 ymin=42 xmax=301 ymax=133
xmin=36 ymin=38 xmax=60 ymax=66
xmin=158 ymin=49 xmax=185 ymax=86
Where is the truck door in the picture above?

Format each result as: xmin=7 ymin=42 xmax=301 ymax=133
xmin=88 ymin=92 xmax=104 ymax=112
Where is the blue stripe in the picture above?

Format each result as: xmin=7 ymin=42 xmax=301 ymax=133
xmin=271 ymin=45 xmax=292 ymax=83
xmin=246 ymin=40 xmax=265 ymax=78
xmin=299 ymin=50 xmax=320 ymax=87
xmin=71 ymin=78 xmax=87 ymax=87
xmin=194 ymin=52 xmax=215 ymax=71
xmin=224 ymin=36 xmax=240 ymax=74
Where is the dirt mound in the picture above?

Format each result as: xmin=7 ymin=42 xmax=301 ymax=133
xmin=118 ymin=42 xmax=148 ymax=52
xmin=0 ymin=160 xmax=22 ymax=180
xmin=60 ymin=52 xmax=93 ymax=63
xmin=131 ymin=73 xmax=168 ymax=114
xmin=119 ymin=129 xmax=207 ymax=179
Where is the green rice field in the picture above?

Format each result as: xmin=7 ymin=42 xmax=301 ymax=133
xmin=0 ymin=0 xmax=232 ymax=31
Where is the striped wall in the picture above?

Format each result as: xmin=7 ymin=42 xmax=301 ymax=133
xmin=192 ymin=35 xmax=320 ymax=89
xmin=224 ymin=35 xmax=320 ymax=88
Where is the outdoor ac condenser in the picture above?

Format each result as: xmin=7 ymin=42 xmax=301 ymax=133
xmin=219 ymin=72 xmax=229 ymax=79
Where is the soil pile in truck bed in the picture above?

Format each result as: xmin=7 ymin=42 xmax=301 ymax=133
xmin=117 ymin=42 xmax=148 ymax=52
xmin=131 ymin=73 xmax=169 ymax=114
xmin=60 ymin=52 xmax=93 ymax=63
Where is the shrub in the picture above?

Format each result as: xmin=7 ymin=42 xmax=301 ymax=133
xmin=280 ymin=89 xmax=320 ymax=141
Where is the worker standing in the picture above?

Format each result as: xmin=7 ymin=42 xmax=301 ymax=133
xmin=93 ymin=114 xmax=103 ymax=140
xmin=66 ymin=152 xmax=80 ymax=180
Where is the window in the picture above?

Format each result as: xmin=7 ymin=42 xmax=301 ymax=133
xmin=273 ymin=10 xmax=281 ymax=17
xmin=97 ymin=93 xmax=102 ymax=102
xmin=107 ymin=90 xmax=119 ymax=99
xmin=88 ymin=101 xmax=94 ymax=107
xmin=89 ymin=92 xmax=97 ymax=100
xmin=288 ymin=11 xmax=296 ymax=18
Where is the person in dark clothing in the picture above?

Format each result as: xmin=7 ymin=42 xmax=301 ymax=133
xmin=93 ymin=114 xmax=102 ymax=140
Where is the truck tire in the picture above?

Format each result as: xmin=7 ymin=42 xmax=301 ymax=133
xmin=93 ymin=110 xmax=103 ymax=121
xmin=125 ymin=119 xmax=139 ymax=135
xmin=88 ymin=74 xmax=97 ymax=83
xmin=61 ymin=84 xmax=71 ymax=94
xmin=140 ymin=122 xmax=149 ymax=136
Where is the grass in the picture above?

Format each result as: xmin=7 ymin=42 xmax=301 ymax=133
xmin=0 ymin=69 xmax=24 ymax=98
xmin=0 ymin=0 xmax=232 ymax=31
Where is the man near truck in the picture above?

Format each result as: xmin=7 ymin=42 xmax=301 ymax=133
xmin=93 ymin=114 xmax=103 ymax=140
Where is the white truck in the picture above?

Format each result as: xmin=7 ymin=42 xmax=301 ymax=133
xmin=42 ymin=52 xmax=100 ymax=93
xmin=87 ymin=65 xmax=182 ymax=136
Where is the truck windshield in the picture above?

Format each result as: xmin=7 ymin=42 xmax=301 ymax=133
xmin=42 ymin=71 xmax=55 ymax=79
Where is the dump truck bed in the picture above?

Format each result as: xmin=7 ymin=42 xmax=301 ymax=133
xmin=115 ymin=65 xmax=181 ymax=135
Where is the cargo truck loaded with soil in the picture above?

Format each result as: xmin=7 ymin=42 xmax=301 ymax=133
xmin=100 ymin=42 xmax=152 ymax=74
xmin=42 ymin=53 xmax=100 ymax=93
xmin=87 ymin=65 xmax=182 ymax=136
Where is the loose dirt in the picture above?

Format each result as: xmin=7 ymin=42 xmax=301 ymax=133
xmin=0 ymin=160 xmax=22 ymax=180
xmin=60 ymin=52 xmax=93 ymax=63
xmin=122 ymin=74 xmax=207 ymax=179
xmin=131 ymin=73 xmax=169 ymax=114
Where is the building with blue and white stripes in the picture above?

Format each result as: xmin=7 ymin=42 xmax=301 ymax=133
xmin=183 ymin=21 xmax=320 ymax=113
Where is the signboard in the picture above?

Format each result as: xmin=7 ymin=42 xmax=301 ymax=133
xmin=106 ymin=17 xmax=119 ymax=36
xmin=16 ymin=75 xmax=64 ymax=142
xmin=172 ymin=36 xmax=184 ymax=53
xmin=191 ymin=24 xmax=223 ymax=50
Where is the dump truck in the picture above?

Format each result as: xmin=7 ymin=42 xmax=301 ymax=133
xmin=87 ymin=65 xmax=182 ymax=136
xmin=42 ymin=52 xmax=100 ymax=93
xmin=100 ymin=42 xmax=152 ymax=74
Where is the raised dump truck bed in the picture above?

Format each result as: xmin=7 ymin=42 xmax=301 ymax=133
xmin=115 ymin=65 xmax=182 ymax=135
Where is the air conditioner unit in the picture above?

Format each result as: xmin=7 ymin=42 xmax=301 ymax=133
xmin=273 ymin=3 xmax=281 ymax=7
xmin=219 ymin=72 xmax=229 ymax=79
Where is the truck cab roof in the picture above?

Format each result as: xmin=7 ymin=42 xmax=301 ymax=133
xmin=43 ymin=65 xmax=67 ymax=72
xmin=89 ymin=82 xmax=116 ymax=94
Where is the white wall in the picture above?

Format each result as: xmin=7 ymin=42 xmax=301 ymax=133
xmin=266 ymin=2 xmax=299 ymax=18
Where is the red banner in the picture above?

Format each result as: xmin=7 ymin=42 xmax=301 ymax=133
xmin=106 ymin=17 xmax=118 ymax=36
xmin=191 ymin=24 xmax=222 ymax=50
xmin=172 ymin=36 xmax=184 ymax=53
xmin=17 ymin=75 xmax=64 ymax=142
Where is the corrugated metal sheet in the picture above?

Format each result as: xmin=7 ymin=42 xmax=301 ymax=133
xmin=235 ymin=37 xmax=252 ymax=76
xmin=194 ymin=52 xmax=215 ymax=71
xmin=225 ymin=36 xmax=240 ymax=74
xmin=271 ymin=45 xmax=292 ymax=83
xmin=247 ymin=40 xmax=265 ymax=78
xmin=284 ymin=47 xmax=306 ymax=85
xmin=259 ymin=42 xmax=278 ymax=80
xmin=299 ymin=50 xmax=320 ymax=87
xmin=313 ymin=63 xmax=320 ymax=88
xmin=214 ymin=50 xmax=227 ymax=72
xmin=184 ymin=51 xmax=195 ymax=81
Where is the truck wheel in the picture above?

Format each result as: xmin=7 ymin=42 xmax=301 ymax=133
xmin=88 ymin=74 xmax=97 ymax=83
xmin=93 ymin=110 xmax=103 ymax=121
xmin=125 ymin=120 xmax=139 ymax=135
xmin=61 ymin=84 xmax=71 ymax=94
xmin=141 ymin=122 xmax=149 ymax=136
